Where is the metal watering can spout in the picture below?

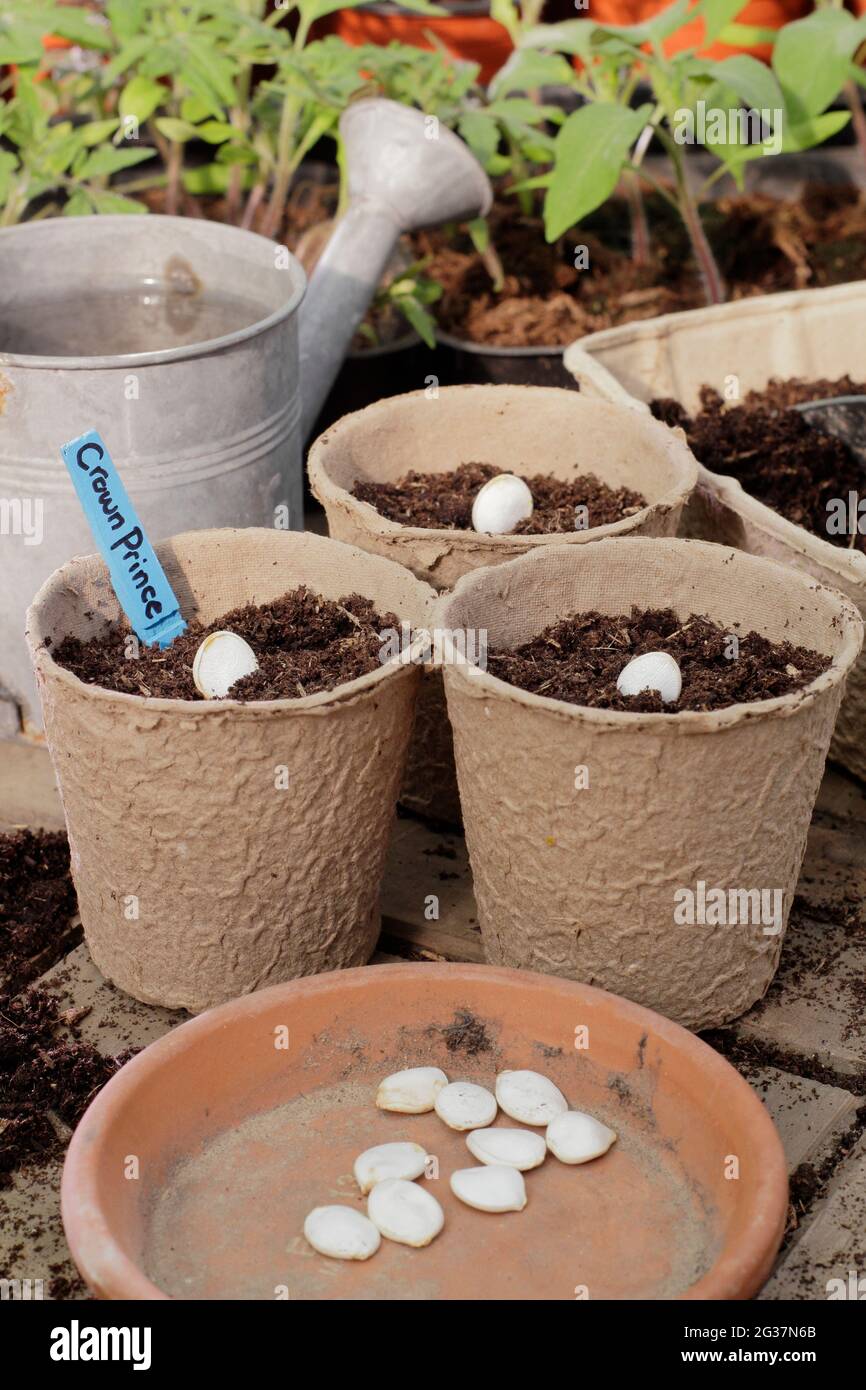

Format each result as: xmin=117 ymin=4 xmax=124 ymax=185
xmin=298 ymin=98 xmax=493 ymax=441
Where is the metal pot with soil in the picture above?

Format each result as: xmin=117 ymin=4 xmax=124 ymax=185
xmin=308 ymin=383 xmax=698 ymax=822
xmin=433 ymin=330 xmax=577 ymax=391
xmin=565 ymin=281 xmax=866 ymax=784
xmin=25 ymin=528 xmax=435 ymax=1013
xmin=437 ymin=536 xmax=862 ymax=1031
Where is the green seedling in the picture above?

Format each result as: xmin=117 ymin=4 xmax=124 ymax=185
xmin=519 ymin=0 xmax=857 ymax=303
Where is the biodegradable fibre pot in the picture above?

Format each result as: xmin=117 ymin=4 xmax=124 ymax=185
xmin=26 ymin=528 xmax=435 ymax=1013
xmin=61 ymin=963 xmax=788 ymax=1300
xmin=438 ymin=536 xmax=863 ymax=1031
xmin=309 ymin=384 xmax=699 ymax=822
xmin=565 ymin=282 xmax=866 ymax=784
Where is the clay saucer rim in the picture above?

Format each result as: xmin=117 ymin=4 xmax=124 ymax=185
xmin=60 ymin=962 xmax=788 ymax=1302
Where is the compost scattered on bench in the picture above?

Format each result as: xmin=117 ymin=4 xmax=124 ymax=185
xmin=51 ymin=587 xmax=399 ymax=701
xmin=353 ymin=462 xmax=646 ymax=533
xmin=651 ymin=376 xmax=866 ymax=553
xmin=0 ymin=986 xmax=132 ymax=1191
xmin=0 ymin=829 xmax=79 ymax=997
xmin=486 ymin=607 xmax=830 ymax=713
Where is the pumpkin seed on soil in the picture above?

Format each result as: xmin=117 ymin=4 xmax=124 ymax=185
xmin=353 ymin=462 xmax=646 ymax=533
xmin=486 ymin=607 xmax=830 ymax=713
xmin=50 ymin=587 xmax=399 ymax=701
xmin=651 ymin=376 xmax=866 ymax=555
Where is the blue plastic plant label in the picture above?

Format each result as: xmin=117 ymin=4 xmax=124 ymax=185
xmin=60 ymin=430 xmax=187 ymax=649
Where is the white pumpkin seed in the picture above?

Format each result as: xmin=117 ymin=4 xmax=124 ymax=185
xmin=495 ymin=1069 xmax=568 ymax=1126
xmin=546 ymin=1110 xmax=618 ymax=1164
xmin=376 ymin=1066 xmax=448 ymax=1114
xmin=192 ymin=630 xmax=259 ymax=699
xmin=303 ymin=1205 xmax=381 ymax=1260
xmin=450 ymin=1165 xmax=527 ymax=1213
xmin=471 ymin=473 xmax=534 ymax=535
xmin=616 ymin=650 xmax=682 ymax=704
xmin=367 ymin=1177 xmax=444 ymax=1247
xmin=465 ymin=1126 xmax=547 ymax=1171
xmin=353 ymin=1141 xmax=428 ymax=1195
xmin=434 ymin=1079 xmax=497 ymax=1131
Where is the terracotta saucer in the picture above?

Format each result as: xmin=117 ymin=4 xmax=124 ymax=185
xmin=61 ymin=963 xmax=787 ymax=1300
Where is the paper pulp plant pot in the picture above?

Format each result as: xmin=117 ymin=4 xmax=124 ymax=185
xmin=309 ymin=384 xmax=698 ymax=822
xmin=564 ymin=282 xmax=866 ymax=785
xmin=26 ymin=528 xmax=434 ymax=1013
xmin=438 ymin=537 xmax=862 ymax=1031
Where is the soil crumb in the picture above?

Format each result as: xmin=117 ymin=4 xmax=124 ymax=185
xmin=487 ymin=607 xmax=830 ymax=713
xmin=0 ymin=986 xmax=133 ymax=1190
xmin=651 ymin=377 xmax=866 ymax=554
xmin=51 ymin=587 xmax=398 ymax=701
xmin=353 ymin=462 xmax=646 ymax=533
xmin=0 ymin=830 xmax=79 ymax=996
xmin=435 ymin=1009 xmax=494 ymax=1057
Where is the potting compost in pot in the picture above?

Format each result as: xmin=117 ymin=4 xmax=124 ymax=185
xmin=7 ymin=0 xmax=866 ymax=1323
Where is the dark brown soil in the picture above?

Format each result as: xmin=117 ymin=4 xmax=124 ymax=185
xmin=651 ymin=377 xmax=866 ymax=554
xmin=0 ymin=831 xmax=80 ymax=996
xmin=419 ymin=187 xmax=866 ymax=348
xmin=434 ymin=1009 xmax=494 ymax=1057
xmin=487 ymin=607 xmax=830 ymax=713
xmin=0 ymin=986 xmax=133 ymax=1189
xmin=353 ymin=462 xmax=646 ymax=533
xmin=51 ymin=588 xmax=398 ymax=702
xmin=746 ymin=375 xmax=866 ymax=410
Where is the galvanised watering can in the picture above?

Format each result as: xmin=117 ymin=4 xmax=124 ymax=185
xmin=0 ymin=100 xmax=491 ymax=730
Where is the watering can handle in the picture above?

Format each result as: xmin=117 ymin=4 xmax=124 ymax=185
xmin=298 ymin=201 xmax=399 ymax=444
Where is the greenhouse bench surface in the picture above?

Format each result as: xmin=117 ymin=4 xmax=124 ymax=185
xmin=1 ymin=742 xmax=864 ymax=1303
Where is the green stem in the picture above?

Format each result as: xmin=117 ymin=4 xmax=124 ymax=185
xmin=335 ymin=135 xmax=350 ymax=218
xmin=261 ymin=91 xmax=299 ymax=239
xmin=165 ymin=140 xmax=182 ymax=216
xmin=226 ymin=65 xmax=253 ymax=224
xmin=658 ymin=129 xmax=726 ymax=305
xmin=150 ymin=121 xmax=182 ymax=216
xmin=844 ymin=78 xmax=866 ymax=177
xmin=624 ymin=169 xmax=650 ymax=266
xmin=631 ymin=163 xmax=680 ymax=215
xmin=0 ymin=177 xmax=30 ymax=227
